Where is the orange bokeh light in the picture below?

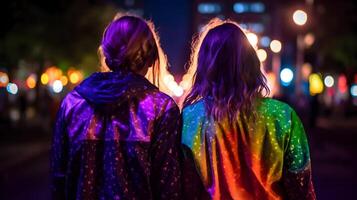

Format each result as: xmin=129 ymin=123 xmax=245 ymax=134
xmin=26 ymin=74 xmax=37 ymax=89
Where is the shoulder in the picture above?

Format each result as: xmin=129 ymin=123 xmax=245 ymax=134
xmin=59 ymin=89 xmax=87 ymax=116
xmin=151 ymin=88 xmax=179 ymax=111
xmin=258 ymin=97 xmax=297 ymax=132
xmin=259 ymin=97 xmax=293 ymax=111
xmin=182 ymin=99 xmax=206 ymax=123
xmin=258 ymin=97 xmax=295 ymax=117
xmin=183 ymin=99 xmax=205 ymax=115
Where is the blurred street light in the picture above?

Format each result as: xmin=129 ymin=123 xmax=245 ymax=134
xmin=304 ymin=33 xmax=315 ymax=47
xmin=293 ymin=9 xmax=308 ymax=95
xmin=163 ymin=74 xmax=184 ymax=97
xmin=26 ymin=74 xmax=37 ymax=89
xmin=309 ymin=73 xmax=324 ymax=95
xmin=179 ymin=76 xmax=191 ymax=90
xmin=324 ymin=75 xmax=334 ymax=88
xmin=257 ymin=49 xmax=267 ymax=62
xmin=351 ymin=85 xmax=357 ymax=97
xmin=41 ymin=73 xmax=49 ymax=85
xmin=60 ymin=75 xmax=69 ymax=86
xmin=280 ymin=68 xmax=294 ymax=86
xmin=260 ymin=36 xmax=271 ymax=47
xmin=293 ymin=10 xmax=308 ymax=26
xmin=52 ymin=80 xmax=63 ymax=93
xmin=69 ymin=70 xmax=82 ymax=84
xmin=270 ymin=40 xmax=282 ymax=53
xmin=301 ymin=63 xmax=312 ymax=80
xmin=6 ymin=83 xmax=18 ymax=95
xmin=246 ymin=32 xmax=258 ymax=48
xmin=338 ymin=75 xmax=348 ymax=93
xmin=0 ymin=72 xmax=9 ymax=87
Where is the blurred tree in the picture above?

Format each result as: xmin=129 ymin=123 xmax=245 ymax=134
xmin=0 ymin=0 xmax=118 ymax=73
xmin=314 ymin=0 xmax=357 ymax=72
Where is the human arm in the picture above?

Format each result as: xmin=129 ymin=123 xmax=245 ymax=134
xmin=283 ymin=110 xmax=316 ymax=200
xmin=150 ymin=101 xmax=182 ymax=199
xmin=50 ymin=102 xmax=69 ymax=200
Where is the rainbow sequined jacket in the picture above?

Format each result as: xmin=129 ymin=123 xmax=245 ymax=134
xmin=182 ymin=98 xmax=316 ymax=200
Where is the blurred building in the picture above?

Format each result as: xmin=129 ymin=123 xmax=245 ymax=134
xmin=193 ymin=0 xmax=281 ymax=71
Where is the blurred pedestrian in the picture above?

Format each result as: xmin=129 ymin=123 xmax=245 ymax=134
xmin=181 ymin=19 xmax=316 ymax=200
xmin=51 ymin=15 xmax=181 ymax=200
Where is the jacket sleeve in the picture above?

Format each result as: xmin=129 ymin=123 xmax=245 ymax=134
xmin=283 ymin=110 xmax=316 ymax=200
xmin=150 ymin=101 xmax=181 ymax=200
xmin=50 ymin=101 xmax=69 ymax=200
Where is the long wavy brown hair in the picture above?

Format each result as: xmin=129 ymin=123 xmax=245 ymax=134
xmin=184 ymin=19 xmax=269 ymax=121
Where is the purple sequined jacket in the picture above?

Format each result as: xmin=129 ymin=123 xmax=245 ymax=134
xmin=51 ymin=71 xmax=181 ymax=200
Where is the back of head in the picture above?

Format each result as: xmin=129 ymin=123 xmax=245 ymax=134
xmin=185 ymin=20 xmax=269 ymax=121
xmin=101 ymin=15 xmax=159 ymax=74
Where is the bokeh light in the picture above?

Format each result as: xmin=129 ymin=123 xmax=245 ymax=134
xmin=324 ymin=75 xmax=334 ymax=88
xmin=293 ymin=10 xmax=308 ymax=26
xmin=26 ymin=74 xmax=37 ymax=89
xmin=270 ymin=40 xmax=282 ymax=53
xmin=351 ymin=85 xmax=357 ymax=97
xmin=6 ymin=83 xmax=18 ymax=95
xmin=260 ymin=36 xmax=271 ymax=47
xmin=52 ymin=80 xmax=63 ymax=93
xmin=179 ymin=73 xmax=193 ymax=90
xmin=256 ymin=49 xmax=267 ymax=62
xmin=265 ymin=72 xmax=276 ymax=97
xmin=69 ymin=71 xmax=81 ymax=84
xmin=41 ymin=73 xmax=49 ymax=85
xmin=0 ymin=72 xmax=9 ymax=87
xmin=172 ymin=86 xmax=184 ymax=97
xmin=309 ymin=73 xmax=324 ymax=95
xmin=60 ymin=75 xmax=68 ymax=86
xmin=304 ymin=33 xmax=315 ymax=47
xmin=163 ymin=74 xmax=184 ymax=97
xmin=338 ymin=74 xmax=348 ymax=93
xmin=163 ymin=74 xmax=175 ymax=85
xmin=280 ymin=68 xmax=294 ymax=86
xmin=301 ymin=63 xmax=312 ymax=80
xmin=246 ymin=32 xmax=258 ymax=47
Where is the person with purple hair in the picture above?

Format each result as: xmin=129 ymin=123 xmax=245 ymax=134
xmin=51 ymin=15 xmax=181 ymax=199
xmin=181 ymin=19 xmax=316 ymax=200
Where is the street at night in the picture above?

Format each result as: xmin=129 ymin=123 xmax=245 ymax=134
xmin=1 ymin=0 xmax=357 ymax=199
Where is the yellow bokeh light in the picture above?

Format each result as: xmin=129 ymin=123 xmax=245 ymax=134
xmin=309 ymin=73 xmax=324 ymax=95
xmin=26 ymin=74 xmax=37 ymax=89
xmin=69 ymin=72 xmax=80 ymax=84
xmin=246 ymin=32 xmax=258 ymax=48
xmin=270 ymin=40 xmax=282 ymax=53
xmin=41 ymin=73 xmax=49 ymax=85
xmin=257 ymin=49 xmax=267 ymax=62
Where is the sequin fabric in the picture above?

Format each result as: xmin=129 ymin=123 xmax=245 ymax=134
xmin=182 ymin=98 xmax=316 ymax=200
xmin=51 ymin=71 xmax=181 ymax=200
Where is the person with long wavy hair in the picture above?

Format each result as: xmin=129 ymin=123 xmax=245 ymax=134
xmin=182 ymin=19 xmax=316 ymax=200
xmin=51 ymin=14 xmax=181 ymax=199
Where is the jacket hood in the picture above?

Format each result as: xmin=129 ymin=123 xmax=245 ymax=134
xmin=75 ymin=71 xmax=155 ymax=105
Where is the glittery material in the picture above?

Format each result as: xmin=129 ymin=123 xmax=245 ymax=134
xmin=182 ymin=98 xmax=316 ymax=200
xmin=51 ymin=71 xmax=181 ymax=199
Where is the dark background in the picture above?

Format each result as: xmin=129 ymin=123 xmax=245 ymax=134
xmin=1 ymin=0 xmax=357 ymax=199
